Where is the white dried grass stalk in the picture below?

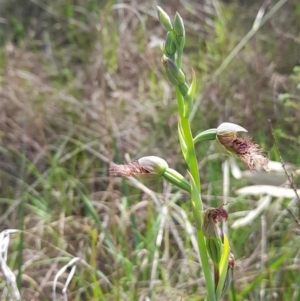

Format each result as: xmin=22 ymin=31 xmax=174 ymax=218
xmin=231 ymin=195 xmax=271 ymax=229
xmin=0 ymin=229 xmax=21 ymax=301
xmin=236 ymin=185 xmax=300 ymax=198
xmin=52 ymin=257 xmax=80 ymax=301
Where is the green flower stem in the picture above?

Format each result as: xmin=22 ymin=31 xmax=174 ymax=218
xmin=177 ymin=50 xmax=183 ymax=69
xmin=193 ymin=128 xmax=217 ymax=144
xmin=175 ymin=85 xmax=186 ymax=121
xmin=176 ymin=89 xmax=216 ymax=301
xmin=175 ymin=87 xmax=199 ymax=190
xmin=198 ymin=231 xmax=217 ymax=301
xmin=175 ymin=38 xmax=184 ymax=68
xmin=190 ymin=173 xmax=216 ymax=301
xmin=163 ymin=168 xmax=191 ymax=193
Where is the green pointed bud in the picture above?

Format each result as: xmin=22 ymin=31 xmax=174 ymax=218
xmin=157 ymin=6 xmax=173 ymax=31
xmin=173 ymin=12 xmax=185 ymax=46
xmin=138 ymin=156 xmax=169 ymax=175
xmin=183 ymin=69 xmax=196 ymax=117
xmin=165 ymin=32 xmax=176 ymax=56
xmin=206 ymin=237 xmax=223 ymax=267
xmin=161 ymin=55 xmax=185 ymax=86
xmin=163 ymin=168 xmax=191 ymax=192
xmin=173 ymin=13 xmax=185 ymax=36
xmin=187 ymin=69 xmax=196 ymax=101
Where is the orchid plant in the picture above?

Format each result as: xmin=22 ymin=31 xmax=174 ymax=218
xmin=110 ymin=7 xmax=268 ymax=301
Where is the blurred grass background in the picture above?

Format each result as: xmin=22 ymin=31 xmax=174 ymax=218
xmin=0 ymin=0 xmax=300 ymax=300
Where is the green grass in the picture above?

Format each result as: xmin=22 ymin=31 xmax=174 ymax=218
xmin=1 ymin=0 xmax=300 ymax=300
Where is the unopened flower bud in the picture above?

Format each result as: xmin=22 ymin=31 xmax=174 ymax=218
xmin=161 ymin=55 xmax=185 ymax=86
xmin=206 ymin=236 xmax=223 ymax=266
xmin=164 ymin=32 xmax=176 ymax=56
xmin=157 ymin=6 xmax=173 ymax=31
xmin=173 ymin=12 xmax=185 ymax=46
xmin=173 ymin=13 xmax=184 ymax=35
xmin=216 ymin=122 xmax=269 ymax=173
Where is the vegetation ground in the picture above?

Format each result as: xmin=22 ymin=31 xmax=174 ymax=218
xmin=0 ymin=0 xmax=300 ymax=300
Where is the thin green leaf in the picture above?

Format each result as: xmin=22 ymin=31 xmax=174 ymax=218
xmin=188 ymin=171 xmax=202 ymax=228
xmin=184 ymin=69 xmax=196 ymax=117
xmin=178 ymin=120 xmax=188 ymax=161
xmin=216 ymin=234 xmax=230 ymax=299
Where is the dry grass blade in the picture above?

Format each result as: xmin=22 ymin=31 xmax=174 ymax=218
xmin=236 ymin=185 xmax=300 ymax=198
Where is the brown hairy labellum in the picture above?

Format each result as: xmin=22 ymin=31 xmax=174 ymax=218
xmin=109 ymin=162 xmax=149 ymax=177
xmin=207 ymin=207 xmax=228 ymax=224
xmin=218 ymin=133 xmax=268 ymax=173
xmin=202 ymin=207 xmax=228 ymax=238
xmin=109 ymin=156 xmax=169 ymax=177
